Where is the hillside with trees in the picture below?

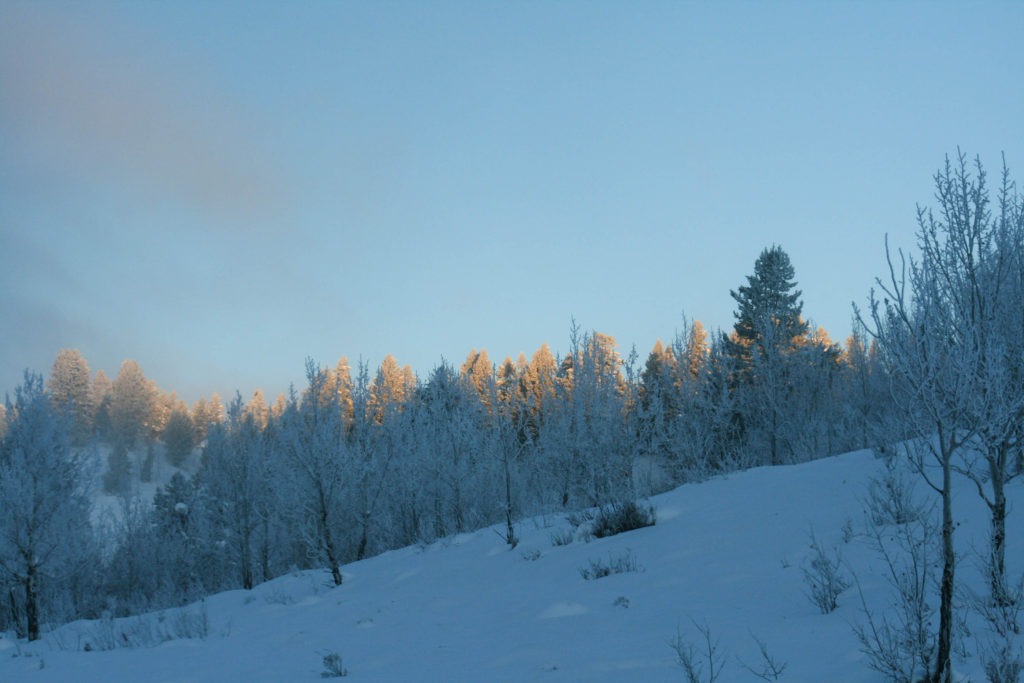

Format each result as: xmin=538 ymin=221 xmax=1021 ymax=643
xmin=1 ymin=154 xmax=1022 ymax=682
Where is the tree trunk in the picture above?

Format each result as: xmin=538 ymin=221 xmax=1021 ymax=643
xmin=317 ymin=488 xmax=343 ymax=586
xmin=990 ymin=467 xmax=1007 ymax=606
xmin=356 ymin=510 xmax=370 ymax=562
xmin=504 ymin=451 xmax=516 ymax=546
xmin=26 ymin=562 xmax=39 ymax=642
xmin=932 ymin=450 xmax=954 ymax=683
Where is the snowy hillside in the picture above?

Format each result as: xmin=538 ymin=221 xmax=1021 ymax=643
xmin=2 ymin=449 xmax=1019 ymax=682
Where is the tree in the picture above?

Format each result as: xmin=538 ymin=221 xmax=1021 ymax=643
xmin=163 ymin=407 xmax=196 ymax=468
xmin=729 ymin=245 xmax=809 ymax=370
xmin=243 ymin=388 xmax=269 ymax=429
xmin=47 ymin=349 xmax=94 ymax=446
xmin=91 ymin=369 xmax=113 ymax=443
xmin=728 ymin=246 xmax=814 ymax=465
xmin=368 ymin=354 xmax=415 ymax=423
xmin=200 ymin=395 xmax=272 ymax=590
xmin=281 ymin=360 xmax=349 ymax=585
xmin=109 ymin=360 xmax=156 ymax=450
xmin=460 ymin=349 xmax=493 ymax=410
xmin=859 ymin=152 xmax=1023 ymax=682
xmin=0 ymin=373 xmax=92 ymax=640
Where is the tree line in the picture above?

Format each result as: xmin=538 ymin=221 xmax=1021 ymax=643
xmin=1 ymin=154 xmax=1020 ymax=683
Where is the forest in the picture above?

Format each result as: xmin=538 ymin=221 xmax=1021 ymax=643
xmin=1 ymin=153 xmax=1022 ymax=683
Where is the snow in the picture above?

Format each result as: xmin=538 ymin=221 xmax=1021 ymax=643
xmin=2 ymin=449 xmax=1018 ymax=681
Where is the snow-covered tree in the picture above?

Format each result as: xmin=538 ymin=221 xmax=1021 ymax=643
xmin=47 ymin=349 xmax=94 ymax=446
xmin=0 ymin=373 xmax=93 ymax=640
xmin=860 ymin=152 xmax=1023 ymax=682
xmin=280 ymin=360 xmax=350 ymax=585
xmin=109 ymin=360 xmax=156 ymax=450
xmin=200 ymin=395 xmax=274 ymax=590
xmin=163 ymin=406 xmax=196 ymax=468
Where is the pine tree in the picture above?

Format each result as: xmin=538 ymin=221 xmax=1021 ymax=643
xmin=729 ymin=245 xmax=809 ymax=368
xmin=728 ymin=246 xmax=814 ymax=465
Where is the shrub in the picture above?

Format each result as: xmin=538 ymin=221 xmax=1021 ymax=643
xmin=320 ymin=651 xmax=348 ymax=678
xmin=579 ymin=549 xmax=639 ymax=580
xmin=550 ymin=529 xmax=574 ymax=547
xmin=802 ymin=531 xmax=849 ymax=614
xmin=590 ymin=500 xmax=656 ymax=539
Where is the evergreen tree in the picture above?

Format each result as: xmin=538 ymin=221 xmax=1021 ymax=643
xmin=728 ymin=246 xmax=816 ymax=465
xmin=729 ymin=245 xmax=809 ymax=369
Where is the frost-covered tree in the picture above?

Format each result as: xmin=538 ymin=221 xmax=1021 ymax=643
xmin=47 ymin=349 xmax=94 ymax=446
xmin=544 ymin=324 xmax=631 ymax=508
xmin=243 ymin=388 xmax=269 ymax=430
xmin=860 ymin=152 xmax=1023 ymax=682
xmin=460 ymin=348 xmax=493 ymax=409
xmin=200 ymin=395 xmax=273 ymax=590
xmin=280 ymin=360 xmax=350 ymax=585
xmin=0 ymin=373 xmax=93 ymax=640
xmin=368 ymin=354 xmax=415 ymax=424
xmin=163 ymin=406 xmax=196 ymax=468
xmin=109 ymin=360 xmax=156 ymax=450
xmin=91 ymin=369 xmax=113 ymax=443
xmin=415 ymin=362 xmax=492 ymax=538
xmin=728 ymin=246 xmax=817 ymax=465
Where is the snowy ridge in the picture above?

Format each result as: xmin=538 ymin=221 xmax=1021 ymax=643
xmin=1 ymin=449 xmax=1016 ymax=682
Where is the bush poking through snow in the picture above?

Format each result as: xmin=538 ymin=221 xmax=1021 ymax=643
xmin=670 ymin=619 xmax=725 ymax=683
xmin=865 ymin=463 xmax=922 ymax=528
xmin=802 ymin=530 xmax=849 ymax=614
xmin=550 ymin=529 xmax=574 ymax=547
xmin=320 ymin=651 xmax=348 ymax=678
xmin=982 ymin=641 xmax=1024 ymax=683
xmin=579 ymin=549 xmax=639 ymax=580
xmin=852 ymin=517 xmax=937 ymax=683
xmin=590 ymin=500 xmax=657 ymax=539
xmin=736 ymin=632 xmax=787 ymax=681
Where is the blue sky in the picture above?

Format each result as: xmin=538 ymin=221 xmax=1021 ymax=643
xmin=1 ymin=0 xmax=1021 ymax=403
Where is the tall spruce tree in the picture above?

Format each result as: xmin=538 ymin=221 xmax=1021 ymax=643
xmin=729 ymin=246 xmax=812 ymax=465
xmin=729 ymin=245 xmax=809 ymax=367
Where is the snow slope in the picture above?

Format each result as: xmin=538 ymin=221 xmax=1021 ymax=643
xmin=2 ymin=449 xmax=1018 ymax=682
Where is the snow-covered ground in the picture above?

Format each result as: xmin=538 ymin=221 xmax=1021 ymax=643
xmin=2 ymin=449 xmax=1019 ymax=682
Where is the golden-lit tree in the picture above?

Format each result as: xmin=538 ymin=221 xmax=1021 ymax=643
xmin=47 ymin=349 xmax=94 ymax=446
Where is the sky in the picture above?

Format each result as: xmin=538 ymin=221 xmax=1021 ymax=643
xmin=1 ymin=0 xmax=1022 ymax=404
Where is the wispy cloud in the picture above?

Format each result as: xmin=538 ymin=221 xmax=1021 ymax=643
xmin=0 ymin=2 xmax=287 ymax=228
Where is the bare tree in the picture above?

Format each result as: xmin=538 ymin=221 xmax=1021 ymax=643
xmin=860 ymin=151 xmax=1022 ymax=682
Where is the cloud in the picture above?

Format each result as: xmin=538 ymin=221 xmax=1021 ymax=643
xmin=0 ymin=2 xmax=287 ymax=229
